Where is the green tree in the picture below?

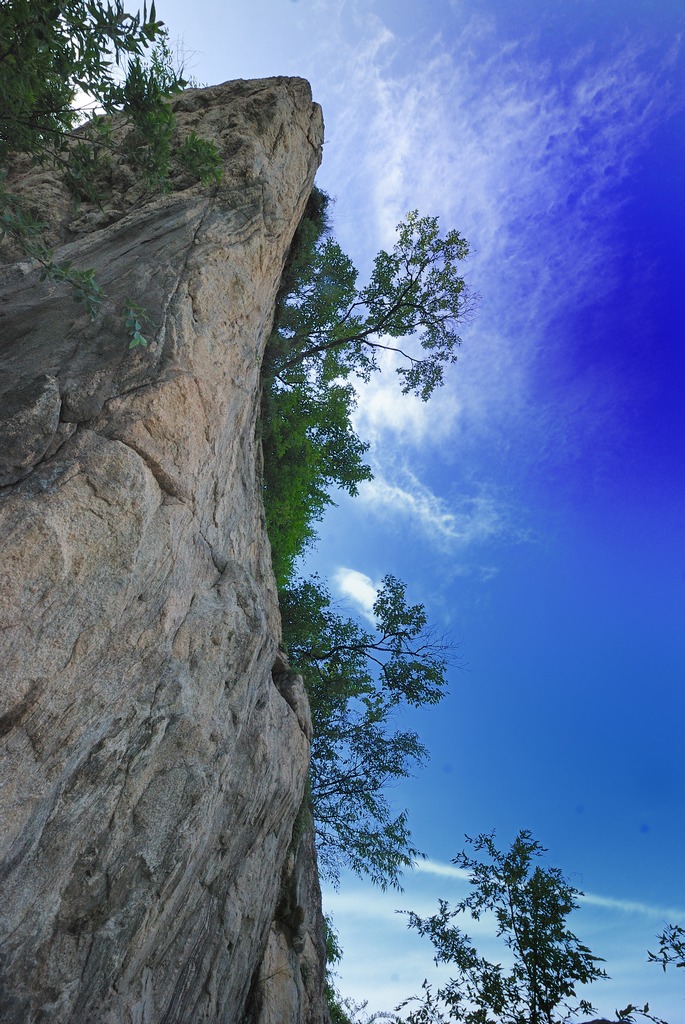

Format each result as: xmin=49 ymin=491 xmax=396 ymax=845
xmin=281 ymin=574 xmax=450 ymax=890
xmin=262 ymin=192 xmax=469 ymax=885
xmin=607 ymin=922 xmax=685 ymax=1024
xmin=261 ymin=372 xmax=371 ymax=587
xmin=1 ymin=0 xmax=174 ymax=168
xmin=261 ymin=188 xmax=373 ymax=586
xmin=261 ymin=190 xmax=473 ymax=585
xmin=400 ymin=831 xmax=608 ymax=1024
xmin=265 ymin=208 xmax=472 ymax=400
xmin=614 ymin=1003 xmax=670 ymax=1024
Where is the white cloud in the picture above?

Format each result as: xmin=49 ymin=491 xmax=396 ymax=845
xmin=324 ymin=886 xmax=406 ymax=925
xmin=323 ymin=876 xmax=496 ymax=936
xmin=333 ymin=567 xmax=379 ymax=623
xmin=349 ymin=343 xmax=467 ymax=451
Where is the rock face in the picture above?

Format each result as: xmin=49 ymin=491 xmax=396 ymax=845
xmin=0 ymin=78 xmax=329 ymax=1023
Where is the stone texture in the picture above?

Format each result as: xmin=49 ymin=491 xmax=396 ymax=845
xmin=0 ymin=373 xmax=61 ymax=485
xmin=0 ymin=78 xmax=329 ymax=1024
xmin=245 ymin=822 xmax=330 ymax=1024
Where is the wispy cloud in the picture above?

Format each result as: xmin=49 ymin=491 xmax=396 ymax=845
xmin=413 ymin=857 xmax=685 ymax=920
xmin=413 ymin=858 xmax=470 ymax=882
xmin=350 ymin=345 xmax=465 ymax=450
xmin=313 ymin=12 xmax=683 ymax=457
xmin=357 ymin=468 xmax=512 ymax=553
xmin=358 ymin=22 xmax=681 ymax=310
xmin=579 ymin=892 xmax=685 ymax=921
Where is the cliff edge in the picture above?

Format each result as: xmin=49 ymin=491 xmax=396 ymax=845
xmin=0 ymin=77 xmax=328 ymax=1023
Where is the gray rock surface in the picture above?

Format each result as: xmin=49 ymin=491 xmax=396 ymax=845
xmin=0 ymin=374 xmax=61 ymax=485
xmin=0 ymin=77 xmax=329 ymax=1023
xmin=245 ymin=821 xmax=330 ymax=1024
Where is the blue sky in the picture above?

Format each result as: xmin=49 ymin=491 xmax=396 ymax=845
xmin=159 ymin=0 xmax=684 ymax=1017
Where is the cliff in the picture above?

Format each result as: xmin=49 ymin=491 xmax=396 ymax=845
xmin=0 ymin=78 xmax=329 ymax=1023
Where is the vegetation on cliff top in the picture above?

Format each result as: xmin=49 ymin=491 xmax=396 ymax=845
xmin=0 ymin=0 xmax=219 ymax=324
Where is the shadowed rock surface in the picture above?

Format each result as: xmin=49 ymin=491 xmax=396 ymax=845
xmin=0 ymin=77 xmax=329 ymax=1024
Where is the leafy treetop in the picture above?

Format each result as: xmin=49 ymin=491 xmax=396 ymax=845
xmin=261 ymin=190 xmax=474 ymax=586
xmin=400 ymin=830 xmax=609 ymax=1024
xmin=649 ymin=924 xmax=685 ymax=974
xmin=266 ymin=208 xmax=473 ymax=402
xmin=281 ymin=573 xmax=451 ymax=890
xmin=1 ymin=0 xmax=168 ymax=166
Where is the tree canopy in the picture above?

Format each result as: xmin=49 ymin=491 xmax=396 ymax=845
xmin=649 ymin=924 xmax=685 ymax=974
xmin=281 ymin=574 xmax=451 ymax=890
xmin=260 ymin=188 xmax=473 ymax=888
xmin=400 ymin=831 xmax=608 ymax=1024
xmin=265 ymin=207 xmax=472 ymax=401
xmin=261 ymin=188 xmax=473 ymax=586
xmin=1 ymin=0 xmax=164 ymax=165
